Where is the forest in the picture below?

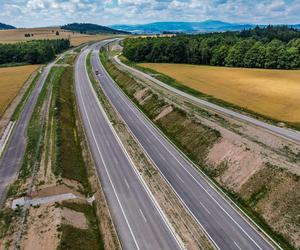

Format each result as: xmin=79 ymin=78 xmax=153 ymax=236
xmin=123 ymin=26 xmax=300 ymax=69
xmin=0 ymin=39 xmax=70 ymax=65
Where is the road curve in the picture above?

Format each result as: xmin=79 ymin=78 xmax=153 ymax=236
xmin=91 ymin=44 xmax=277 ymax=250
xmin=114 ymin=56 xmax=300 ymax=145
xmin=0 ymin=61 xmax=55 ymax=206
xmin=75 ymin=44 xmax=182 ymax=250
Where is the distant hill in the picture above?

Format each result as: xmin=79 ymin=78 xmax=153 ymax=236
xmin=0 ymin=22 xmax=16 ymax=30
xmin=61 ymin=23 xmax=130 ymax=35
xmin=110 ymin=20 xmax=300 ymax=34
xmin=110 ymin=20 xmax=255 ymax=34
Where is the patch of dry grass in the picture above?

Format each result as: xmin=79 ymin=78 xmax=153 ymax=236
xmin=0 ymin=65 xmax=40 ymax=116
xmin=0 ymin=28 xmax=114 ymax=46
xmin=139 ymin=63 xmax=300 ymax=123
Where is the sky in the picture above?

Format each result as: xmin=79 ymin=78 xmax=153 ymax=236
xmin=0 ymin=0 xmax=300 ymax=28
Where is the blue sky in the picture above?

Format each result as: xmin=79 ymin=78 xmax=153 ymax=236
xmin=0 ymin=0 xmax=300 ymax=28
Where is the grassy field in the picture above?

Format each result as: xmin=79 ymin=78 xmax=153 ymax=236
xmin=139 ymin=63 xmax=300 ymax=123
xmin=0 ymin=28 xmax=113 ymax=46
xmin=0 ymin=65 xmax=40 ymax=116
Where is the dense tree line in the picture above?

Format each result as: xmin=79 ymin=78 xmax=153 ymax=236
xmin=123 ymin=26 xmax=300 ymax=69
xmin=0 ymin=39 xmax=70 ymax=65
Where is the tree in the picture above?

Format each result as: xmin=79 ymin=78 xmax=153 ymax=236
xmin=211 ymin=45 xmax=229 ymax=66
xmin=225 ymin=39 xmax=254 ymax=67
xmin=244 ymin=42 xmax=266 ymax=68
xmin=56 ymin=31 xmax=60 ymax=36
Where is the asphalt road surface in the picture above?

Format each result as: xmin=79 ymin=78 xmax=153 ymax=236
xmin=114 ymin=56 xmax=300 ymax=145
xmin=0 ymin=62 xmax=54 ymax=206
xmin=90 ymin=43 xmax=277 ymax=250
xmin=75 ymin=45 xmax=182 ymax=250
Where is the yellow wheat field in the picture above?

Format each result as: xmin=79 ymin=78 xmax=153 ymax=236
xmin=139 ymin=63 xmax=300 ymax=122
xmin=0 ymin=65 xmax=40 ymax=116
xmin=0 ymin=28 xmax=114 ymax=46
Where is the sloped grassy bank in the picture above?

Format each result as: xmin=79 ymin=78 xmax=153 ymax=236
xmin=100 ymin=50 xmax=297 ymax=250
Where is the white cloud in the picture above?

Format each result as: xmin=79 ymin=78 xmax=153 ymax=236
xmin=0 ymin=0 xmax=300 ymax=27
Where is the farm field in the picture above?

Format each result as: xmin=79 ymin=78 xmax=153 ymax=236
xmin=139 ymin=63 xmax=300 ymax=123
xmin=0 ymin=28 xmax=113 ymax=46
xmin=0 ymin=65 xmax=39 ymax=116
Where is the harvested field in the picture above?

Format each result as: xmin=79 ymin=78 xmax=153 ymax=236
xmin=0 ymin=28 xmax=113 ymax=46
xmin=138 ymin=63 xmax=300 ymax=123
xmin=0 ymin=65 xmax=39 ymax=116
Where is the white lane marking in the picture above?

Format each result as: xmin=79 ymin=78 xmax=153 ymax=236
xmin=87 ymin=51 xmax=184 ymax=250
xmin=234 ymin=241 xmax=242 ymax=250
xmin=108 ymin=80 xmax=264 ymax=250
xmin=139 ymin=208 xmax=147 ymax=223
xmin=124 ymin=178 xmax=130 ymax=189
xmin=176 ymin=174 xmax=184 ymax=184
xmin=76 ymin=51 xmax=140 ymax=250
xmin=95 ymin=52 xmax=219 ymax=250
xmin=114 ymin=56 xmax=285 ymax=250
xmin=97 ymin=52 xmax=268 ymax=250
xmin=200 ymin=202 xmax=211 ymax=215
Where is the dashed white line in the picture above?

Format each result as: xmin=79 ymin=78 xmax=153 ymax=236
xmin=124 ymin=178 xmax=130 ymax=189
xmin=76 ymin=52 xmax=140 ymax=250
xmin=200 ymin=201 xmax=211 ymax=215
xmin=176 ymin=174 xmax=185 ymax=184
xmin=139 ymin=208 xmax=147 ymax=223
xmin=234 ymin=240 xmax=242 ymax=250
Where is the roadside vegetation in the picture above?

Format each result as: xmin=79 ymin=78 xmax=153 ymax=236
xmin=137 ymin=62 xmax=300 ymax=124
xmin=123 ymin=25 xmax=300 ymax=69
xmin=1 ymin=51 xmax=105 ymax=249
xmin=87 ymin=51 xmax=214 ymax=249
xmin=54 ymin=66 xmax=91 ymax=194
xmin=102 ymin=51 xmax=220 ymax=163
xmin=101 ymin=48 xmax=299 ymax=249
xmin=6 ymin=66 xmax=63 ymax=198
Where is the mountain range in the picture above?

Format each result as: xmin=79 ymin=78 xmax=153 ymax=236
xmin=0 ymin=22 xmax=16 ymax=30
xmin=110 ymin=20 xmax=300 ymax=34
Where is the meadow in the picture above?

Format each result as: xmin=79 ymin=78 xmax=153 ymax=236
xmin=0 ymin=28 xmax=112 ymax=46
xmin=139 ymin=63 xmax=300 ymax=123
xmin=0 ymin=65 xmax=39 ymax=116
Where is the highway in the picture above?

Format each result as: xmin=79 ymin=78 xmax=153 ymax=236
xmin=114 ymin=56 xmax=300 ymax=145
xmin=90 ymin=43 xmax=277 ymax=250
xmin=74 ymin=45 xmax=182 ymax=250
xmin=0 ymin=61 xmax=55 ymax=206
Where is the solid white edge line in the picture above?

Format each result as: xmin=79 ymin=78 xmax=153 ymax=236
xmin=76 ymin=50 xmax=140 ymax=250
xmin=98 ymin=47 xmax=280 ymax=250
xmin=115 ymin=55 xmax=283 ymax=250
xmin=114 ymin=55 xmax=300 ymax=145
xmin=200 ymin=201 xmax=211 ymax=215
xmin=86 ymin=50 xmax=185 ymax=250
xmin=95 ymin=49 xmax=220 ymax=250
xmin=104 ymin=58 xmax=265 ymax=250
xmin=115 ymin=50 xmax=284 ymax=250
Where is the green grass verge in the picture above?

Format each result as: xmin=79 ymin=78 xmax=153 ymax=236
xmin=7 ymin=66 xmax=64 ymax=198
xmin=103 ymin=51 xmax=296 ymax=250
xmin=54 ymin=65 xmax=91 ymax=194
xmin=0 ymin=208 xmax=22 ymax=239
xmin=58 ymin=202 xmax=104 ymax=250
